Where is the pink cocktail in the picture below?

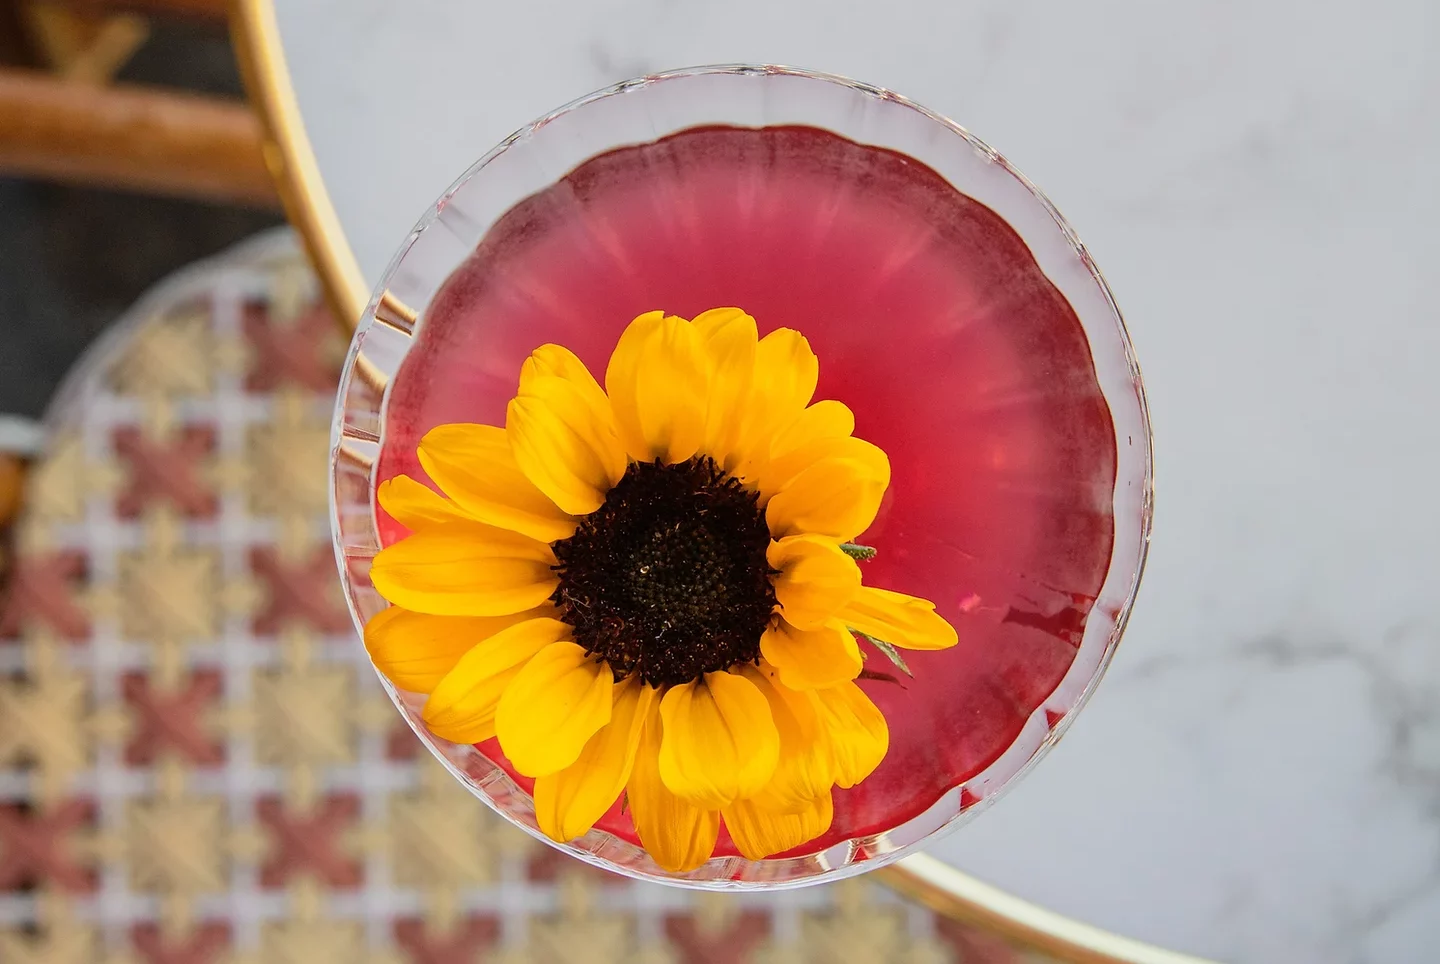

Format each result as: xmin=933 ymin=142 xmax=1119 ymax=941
xmin=333 ymin=66 xmax=1150 ymax=886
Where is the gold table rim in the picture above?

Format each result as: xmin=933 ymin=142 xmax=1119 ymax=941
xmin=228 ymin=4 xmax=1211 ymax=961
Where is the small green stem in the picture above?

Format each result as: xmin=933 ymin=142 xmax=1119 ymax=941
xmin=854 ymin=630 xmax=913 ymax=677
xmin=840 ymin=543 xmax=877 ymax=561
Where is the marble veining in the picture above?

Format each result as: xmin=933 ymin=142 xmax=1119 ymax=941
xmin=275 ymin=0 xmax=1440 ymax=959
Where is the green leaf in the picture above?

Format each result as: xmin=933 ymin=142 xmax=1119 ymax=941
xmin=855 ymin=630 xmax=912 ymax=677
xmin=840 ymin=543 xmax=877 ymax=561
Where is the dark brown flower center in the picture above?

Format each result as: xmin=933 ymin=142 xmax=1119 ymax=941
xmin=550 ymin=456 xmax=775 ymax=687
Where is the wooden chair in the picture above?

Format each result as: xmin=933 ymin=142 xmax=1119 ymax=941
xmin=0 ymin=0 xmax=277 ymax=206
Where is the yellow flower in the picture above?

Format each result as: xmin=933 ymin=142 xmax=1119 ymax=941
xmin=365 ymin=308 xmax=958 ymax=871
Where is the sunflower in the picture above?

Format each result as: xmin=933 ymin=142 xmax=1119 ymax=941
xmin=363 ymin=307 xmax=957 ymax=871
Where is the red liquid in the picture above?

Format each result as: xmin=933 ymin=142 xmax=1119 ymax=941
xmin=375 ymin=126 xmax=1116 ymax=856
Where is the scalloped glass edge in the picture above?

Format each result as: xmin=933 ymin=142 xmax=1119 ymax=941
xmin=328 ymin=64 xmax=1153 ymax=890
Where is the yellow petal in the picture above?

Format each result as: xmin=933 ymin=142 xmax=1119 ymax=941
xmin=752 ymin=328 xmax=819 ymax=426
xmin=768 ymin=400 xmax=855 ymax=462
xmin=722 ymin=790 xmax=833 ymax=861
xmin=418 ymin=423 xmax=577 ymax=542
xmin=813 ymin=680 xmax=889 ymax=788
xmin=692 ymin=306 xmax=754 ymax=338
xmin=628 ymin=699 xmax=719 ymax=872
xmin=605 ymin=311 xmax=710 ymax=464
xmin=767 ymin=534 xmax=862 ymax=630
xmin=507 ymin=375 xmax=627 ymax=516
xmin=762 ymin=434 xmax=890 ymax=504
xmin=765 ymin=445 xmax=890 ymax=542
xmin=377 ymin=474 xmax=479 ymax=529
xmin=369 ymin=524 xmax=558 ymax=616
xmin=692 ymin=307 xmax=757 ymax=469
xmin=516 ymin=345 xmax=618 ymax=490
xmin=760 ymin=617 xmax=862 ymax=690
xmin=421 ymin=617 xmax=572 ymax=744
xmin=738 ymin=664 xmax=832 ymax=813
xmin=519 ymin=344 xmax=612 ymax=418
xmin=840 ymin=586 xmax=958 ymax=650
xmin=495 ymin=641 xmax=613 ymax=777
xmin=657 ymin=671 xmax=779 ymax=809
xmin=732 ymin=328 xmax=819 ymax=480
xmin=364 ymin=604 xmax=552 ymax=693
xmin=533 ymin=675 xmax=656 ymax=842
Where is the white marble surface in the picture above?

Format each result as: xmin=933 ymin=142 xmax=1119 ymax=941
xmin=275 ymin=2 xmax=1440 ymax=960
